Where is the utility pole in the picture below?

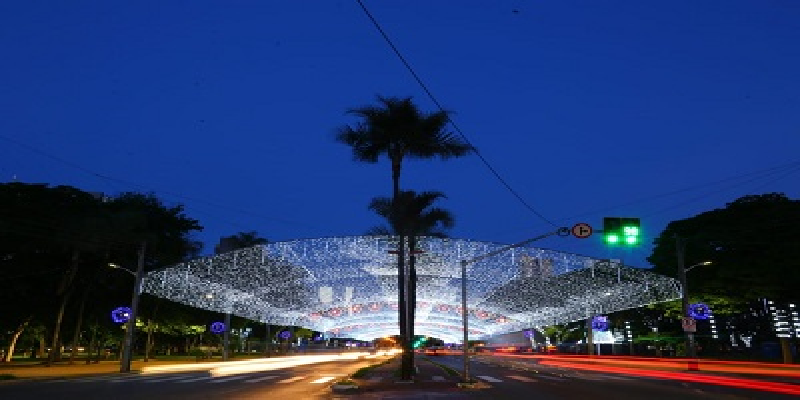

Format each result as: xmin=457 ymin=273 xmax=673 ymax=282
xmin=120 ymin=241 xmax=146 ymax=373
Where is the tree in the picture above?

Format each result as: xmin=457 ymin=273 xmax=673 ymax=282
xmin=215 ymin=231 xmax=268 ymax=254
xmin=648 ymin=193 xmax=800 ymax=361
xmin=0 ymin=184 xmax=203 ymax=364
xmin=648 ymin=193 xmax=800 ymax=302
xmin=368 ymin=190 xmax=454 ymax=362
xmin=337 ymin=95 xmax=471 ymax=380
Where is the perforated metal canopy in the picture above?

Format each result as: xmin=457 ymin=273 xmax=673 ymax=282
xmin=142 ymin=236 xmax=681 ymax=342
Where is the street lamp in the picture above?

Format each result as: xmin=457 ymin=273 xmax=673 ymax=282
xmin=112 ymin=242 xmax=147 ymax=373
xmin=676 ymin=234 xmax=712 ymax=361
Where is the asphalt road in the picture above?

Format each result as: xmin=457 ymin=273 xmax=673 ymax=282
xmin=0 ymin=357 xmax=374 ymax=400
xmin=433 ymin=355 xmax=798 ymax=400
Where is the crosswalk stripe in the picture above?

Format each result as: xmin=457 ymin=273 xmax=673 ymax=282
xmin=477 ymin=375 xmax=503 ymax=383
xmin=278 ymin=376 xmax=305 ymax=383
xmin=508 ymin=375 xmax=536 ymax=382
xmin=310 ymin=376 xmax=335 ymax=384
xmin=245 ymin=375 xmax=279 ymax=383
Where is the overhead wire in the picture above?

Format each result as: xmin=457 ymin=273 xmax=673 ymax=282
xmin=559 ymin=160 xmax=800 ymax=222
xmin=354 ymin=0 xmax=557 ymax=227
xmin=0 ymin=134 xmax=332 ymax=237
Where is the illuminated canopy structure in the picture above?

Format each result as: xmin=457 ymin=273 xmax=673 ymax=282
xmin=142 ymin=236 xmax=681 ymax=343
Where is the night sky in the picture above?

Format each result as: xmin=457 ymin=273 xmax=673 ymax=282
xmin=2 ymin=1 xmax=798 ymax=268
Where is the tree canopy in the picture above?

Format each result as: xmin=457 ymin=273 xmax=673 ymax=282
xmin=647 ymin=193 xmax=800 ymax=303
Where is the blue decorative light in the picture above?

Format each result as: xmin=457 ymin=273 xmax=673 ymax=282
xmin=279 ymin=330 xmax=291 ymax=339
xmin=689 ymin=303 xmax=712 ymax=320
xmin=524 ymin=330 xmax=534 ymax=338
xmin=111 ymin=307 xmax=132 ymax=324
xmin=210 ymin=322 xmax=226 ymax=334
xmin=591 ymin=315 xmax=610 ymax=331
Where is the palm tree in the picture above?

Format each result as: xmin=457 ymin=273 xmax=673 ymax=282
xmin=368 ymin=190 xmax=454 ymax=375
xmin=337 ymin=95 xmax=471 ymax=380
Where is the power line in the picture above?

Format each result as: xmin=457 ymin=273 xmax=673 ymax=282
xmin=560 ymin=160 xmax=800 ymax=222
xmin=0 ymin=134 xmax=332 ymax=235
xmin=354 ymin=0 xmax=557 ymax=227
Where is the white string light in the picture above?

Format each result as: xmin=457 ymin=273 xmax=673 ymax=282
xmin=142 ymin=236 xmax=681 ymax=342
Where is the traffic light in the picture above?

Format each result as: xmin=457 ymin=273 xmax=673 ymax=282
xmin=603 ymin=217 xmax=640 ymax=246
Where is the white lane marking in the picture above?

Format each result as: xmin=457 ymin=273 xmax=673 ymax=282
xmin=210 ymin=375 xmax=248 ymax=383
xmin=508 ymin=375 xmax=536 ymax=382
xmin=432 ymin=376 xmax=446 ymax=381
xmin=311 ymin=376 xmax=335 ymax=384
xmin=176 ymin=376 xmax=214 ymax=383
xmin=245 ymin=375 xmax=279 ymax=383
xmin=477 ymin=375 xmax=503 ymax=383
xmin=278 ymin=376 xmax=305 ymax=383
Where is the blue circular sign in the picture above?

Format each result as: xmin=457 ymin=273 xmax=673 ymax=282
xmin=210 ymin=322 xmax=226 ymax=334
xmin=689 ymin=303 xmax=712 ymax=320
xmin=111 ymin=307 xmax=132 ymax=324
xmin=591 ymin=315 xmax=610 ymax=331
xmin=279 ymin=330 xmax=291 ymax=339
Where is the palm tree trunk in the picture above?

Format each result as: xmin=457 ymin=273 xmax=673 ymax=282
xmin=408 ymin=234 xmax=418 ymax=371
xmin=392 ymin=159 xmax=412 ymax=381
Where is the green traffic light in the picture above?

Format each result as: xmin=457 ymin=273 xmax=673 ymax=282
xmin=625 ymin=236 xmax=638 ymax=245
xmin=605 ymin=234 xmax=620 ymax=244
xmin=623 ymin=226 xmax=639 ymax=236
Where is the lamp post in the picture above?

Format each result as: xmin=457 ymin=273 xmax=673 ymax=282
xmin=676 ymin=235 xmax=712 ymax=360
xmin=115 ymin=242 xmax=146 ymax=373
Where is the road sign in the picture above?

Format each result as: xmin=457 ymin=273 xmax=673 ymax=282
xmin=682 ymin=317 xmax=697 ymax=332
xmin=571 ymin=223 xmax=593 ymax=238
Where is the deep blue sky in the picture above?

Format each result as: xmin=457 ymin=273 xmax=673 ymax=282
xmin=1 ymin=1 xmax=798 ymax=267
